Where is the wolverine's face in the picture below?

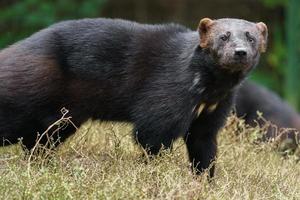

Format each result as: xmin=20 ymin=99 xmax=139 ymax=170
xmin=198 ymin=18 xmax=268 ymax=72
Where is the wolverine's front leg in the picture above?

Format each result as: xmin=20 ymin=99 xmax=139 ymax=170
xmin=185 ymin=95 xmax=233 ymax=178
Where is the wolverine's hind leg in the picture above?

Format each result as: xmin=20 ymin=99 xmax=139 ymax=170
xmin=21 ymin=115 xmax=77 ymax=152
xmin=0 ymin=120 xmax=23 ymax=147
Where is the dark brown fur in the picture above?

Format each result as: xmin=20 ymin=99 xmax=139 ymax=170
xmin=236 ymin=81 xmax=300 ymax=144
xmin=0 ymin=18 xmax=267 ymax=178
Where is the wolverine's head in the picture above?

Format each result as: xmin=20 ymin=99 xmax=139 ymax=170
xmin=198 ymin=18 xmax=268 ymax=72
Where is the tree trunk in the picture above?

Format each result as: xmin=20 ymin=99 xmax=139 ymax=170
xmin=285 ymin=0 xmax=300 ymax=109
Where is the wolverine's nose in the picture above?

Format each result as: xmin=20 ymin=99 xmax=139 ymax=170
xmin=234 ymin=48 xmax=247 ymax=58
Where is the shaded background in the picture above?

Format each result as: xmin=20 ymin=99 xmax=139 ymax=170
xmin=0 ymin=0 xmax=299 ymax=109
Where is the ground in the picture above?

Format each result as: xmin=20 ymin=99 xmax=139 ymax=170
xmin=0 ymin=115 xmax=299 ymax=200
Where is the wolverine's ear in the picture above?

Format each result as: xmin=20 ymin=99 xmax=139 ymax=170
xmin=198 ymin=18 xmax=215 ymax=48
xmin=256 ymin=22 xmax=268 ymax=53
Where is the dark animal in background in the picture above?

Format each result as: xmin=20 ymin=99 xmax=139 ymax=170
xmin=0 ymin=18 xmax=267 ymax=177
xmin=235 ymin=80 xmax=300 ymax=145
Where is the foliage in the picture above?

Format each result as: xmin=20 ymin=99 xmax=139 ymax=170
xmin=0 ymin=0 xmax=106 ymax=48
xmin=284 ymin=0 xmax=300 ymax=109
xmin=261 ymin=0 xmax=288 ymax=8
xmin=256 ymin=0 xmax=300 ymax=109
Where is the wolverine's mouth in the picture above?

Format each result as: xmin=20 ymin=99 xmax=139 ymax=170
xmin=220 ymin=61 xmax=251 ymax=72
xmin=213 ymin=52 xmax=252 ymax=72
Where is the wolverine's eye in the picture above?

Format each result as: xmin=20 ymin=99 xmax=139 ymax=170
xmin=246 ymin=32 xmax=255 ymax=43
xmin=220 ymin=35 xmax=227 ymax=41
xmin=220 ymin=32 xmax=231 ymax=41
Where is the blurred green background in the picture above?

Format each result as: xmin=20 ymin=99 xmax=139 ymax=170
xmin=0 ymin=0 xmax=299 ymax=109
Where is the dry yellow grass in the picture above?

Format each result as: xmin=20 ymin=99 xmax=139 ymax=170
xmin=0 ymin=116 xmax=299 ymax=200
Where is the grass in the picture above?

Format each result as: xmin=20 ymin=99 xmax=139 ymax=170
xmin=0 ymin=116 xmax=299 ymax=200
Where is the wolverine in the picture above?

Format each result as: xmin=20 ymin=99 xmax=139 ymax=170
xmin=0 ymin=18 xmax=267 ymax=177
